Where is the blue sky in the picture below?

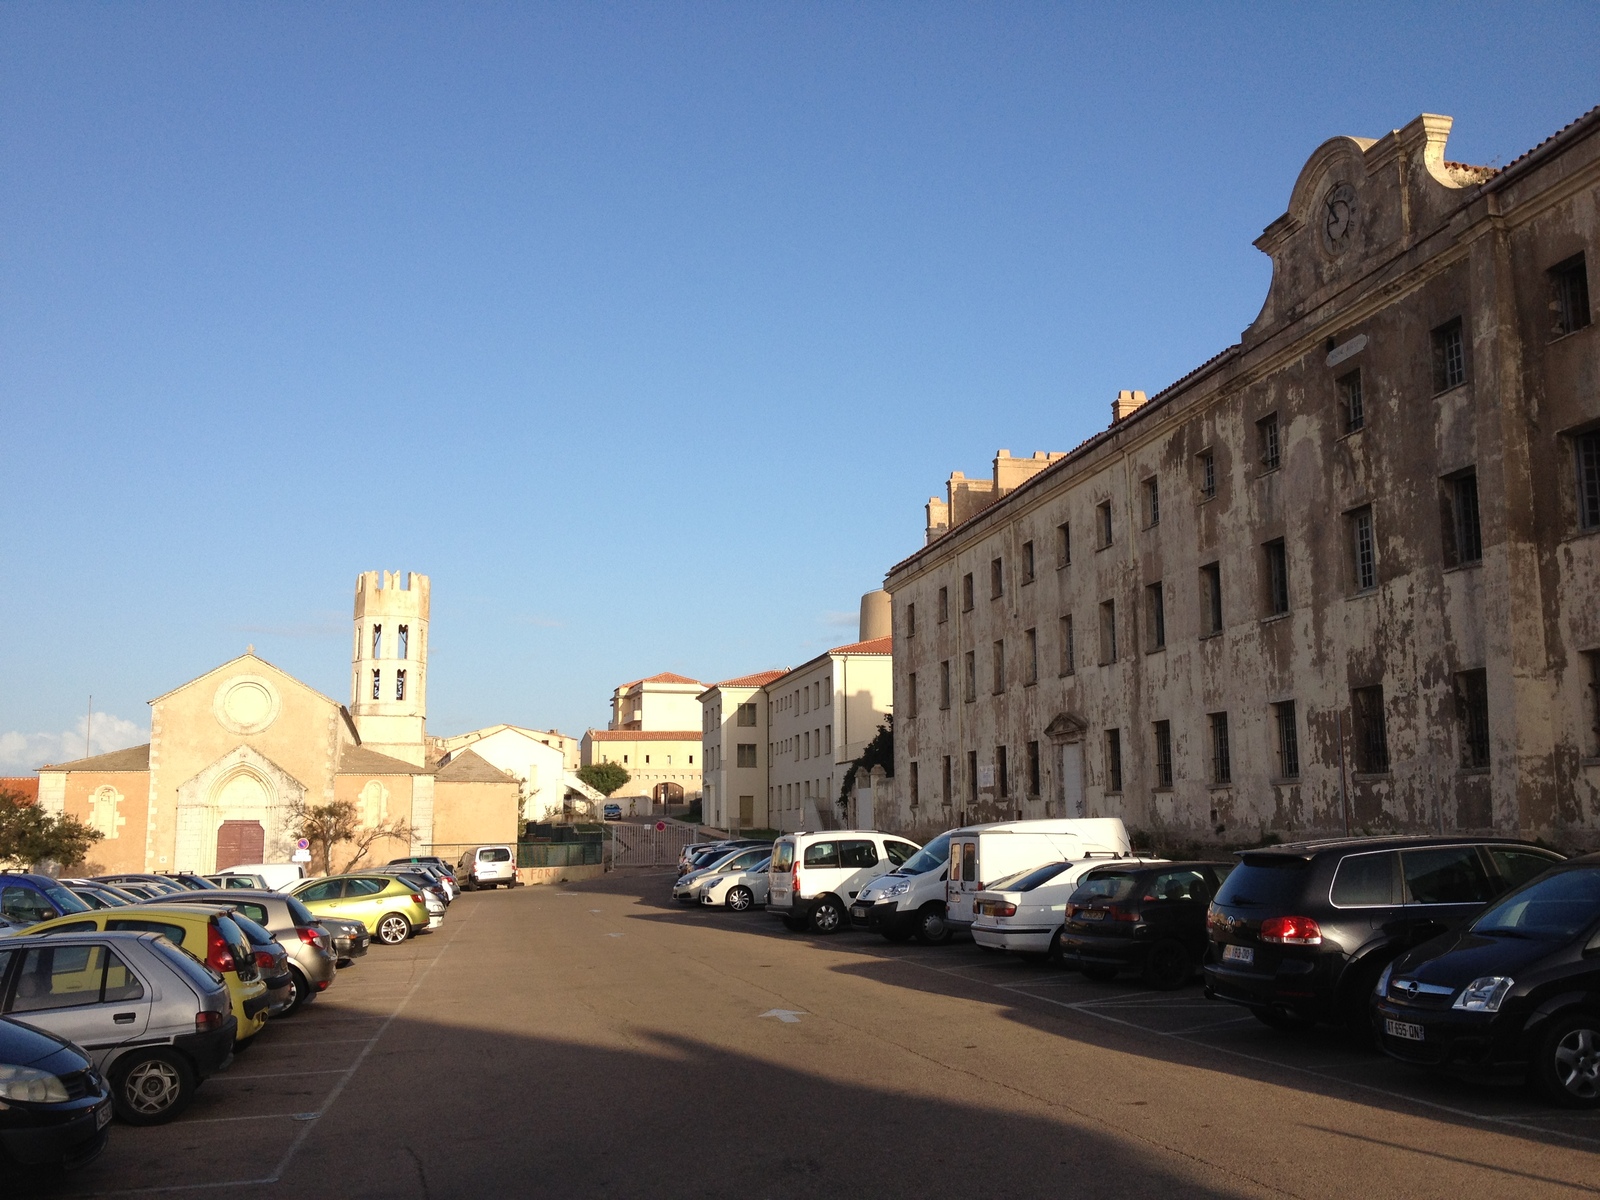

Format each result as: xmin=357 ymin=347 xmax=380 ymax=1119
xmin=3 ymin=4 xmax=1596 ymax=766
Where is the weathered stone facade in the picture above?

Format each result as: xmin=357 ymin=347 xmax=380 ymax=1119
xmin=884 ymin=110 xmax=1600 ymax=846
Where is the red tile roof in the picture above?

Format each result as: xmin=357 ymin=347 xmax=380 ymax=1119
xmin=829 ymin=636 xmax=893 ymax=656
xmin=710 ymin=670 xmax=788 ymax=689
xmin=584 ymin=729 xmax=703 ymax=742
xmin=0 ymin=778 xmax=39 ymax=804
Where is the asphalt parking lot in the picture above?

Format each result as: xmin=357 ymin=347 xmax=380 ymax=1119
xmin=33 ymin=871 xmax=1600 ymax=1199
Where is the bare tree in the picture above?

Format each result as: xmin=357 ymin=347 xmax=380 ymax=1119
xmin=293 ymin=798 xmax=414 ymax=876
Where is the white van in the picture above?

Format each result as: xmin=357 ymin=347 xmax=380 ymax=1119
xmin=767 ymin=830 xmax=922 ymax=934
xmin=945 ymin=818 xmax=1131 ymax=933
xmin=456 ymin=845 xmax=517 ymax=889
xmin=217 ymin=863 xmax=305 ymax=892
xmin=850 ymin=830 xmax=955 ymax=943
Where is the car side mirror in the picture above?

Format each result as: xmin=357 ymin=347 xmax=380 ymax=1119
xmin=42 ymin=908 xmax=57 ymax=921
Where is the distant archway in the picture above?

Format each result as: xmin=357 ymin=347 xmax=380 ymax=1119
xmin=652 ymin=783 xmax=684 ymax=805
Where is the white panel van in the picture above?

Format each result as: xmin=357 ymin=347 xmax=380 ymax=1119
xmin=767 ymin=830 xmax=921 ymax=934
xmin=945 ymin=818 xmax=1132 ymax=933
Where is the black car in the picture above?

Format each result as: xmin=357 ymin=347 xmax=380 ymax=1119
xmin=1204 ymin=836 xmax=1564 ymax=1028
xmin=1059 ymin=861 xmax=1236 ymax=989
xmin=1373 ymin=854 xmax=1600 ymax=1105
xmin=0 ymin=1015 xmax=112 ymax=1170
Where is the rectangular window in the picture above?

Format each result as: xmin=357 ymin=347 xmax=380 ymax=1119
xmin=1146 ymin=582 xmax=1165 ymax=650
xmin=1258 ymin=413 xmax=1281 ymax=471
xmin=1209 ymin=712 xmax=1231 ymax=785
xmin=1097 ymin=501 xmax=1113 ymax=548
xmin=395 ymin=669 xmax=406 ymax=701
xmin=1144 ymin=476 xmax=1161 ymax=527
xmin=1351 ymin=506 xmax=1377 ymax=591
xmin=1587 ymin=651 xmax=1600 ymax=755
xmin=372 ymin=624 xmax=382 ymax=658
xmin=397 ymin=625 xmax=409 ymax=658
xmin=737 ymin=703 xmax=757 ymax=727
xmin=939 ymin=660 xmax=951 ymax=709
xmin=909 ymin=761 xmax=919 ymax=808
xmin=963 ymin=651 xmax=976 ymax=702
xmin=990 ymin=557 xmax=1004 ymax=599
xmin=907 ymin=672 xmax=918 ymax=718
xmin=1199 ymin=451 xmax=1216 ymax=500
xmin=1021 ymin=540 xmax=1035 ymax=583
xmin=1446 ymin=472 xmax=1483 ymax=565
xmin=1105 ymin=730 xmax=1123 ymax=793
xmin=1457 ymin=669 xmax=1490 ymax=770
xmin=1057 ymin=521 xmax=1072 ymax=567
xmin=1432 ymin=317 xmax=1466 ymax=392
xmin=1338 ymin=369 xmax=1364 ymax=433
xmin=824 ymin=725 xmax=832 ymax=754
xmin=1575 ymin=431 xmax=1600 ymax=531
xmin=1201 ymin=562 xmax=1222 ymax=635
xmin=996 ymin=745 xmax=1009 ymax=798
xmin=1099 ymin=599 xmax=1117 ymax=663
xmin=1059 ymin=614 xmax=1075 ymax=675
xmin=1550 ymin=253 xmax=1590 ymax=337
xmin=737 ymin=744 xmax=758 ymax=768
xmin=1275 ymin=701 xmax=1300 ymax=779
xmin=942 ymin=755 xmax=953 ymax=805
xmin=1352 ymin=685 xmax=1390 ymax=774
xmin=905 ymin=603 xmax=916 ymax=638
xmin=967 ymin=750 xmax=978 ymax=802
xmin=371 ymin=669 xmax=381 ymax=700
xmin=938 ymin=586 xmax=950 ymax=622
xmin=1153 ymin=720 xmax=1173 ymax=788
xmin=1264 ymin=539 xmax=1289 ymax=615
xmin=1027 ymin=740 xmax=1040 ymax=796
xmin=992 ymin=640 xmax=1006 ymax=693
xmin=962 ymin=573 xmax=974 ymax=611
xmin=1024 ymin=628 xmax=1038 ymax=685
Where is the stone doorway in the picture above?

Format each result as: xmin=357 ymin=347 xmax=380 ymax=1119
xmin=652 ymin=782 xmax=684 ymax=805
xmin=216 ymin=820 xmax=265 ymax=871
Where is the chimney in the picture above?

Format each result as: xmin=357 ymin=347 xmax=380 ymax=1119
xmin=1111 ymin=389 xmax=1148 ymax=424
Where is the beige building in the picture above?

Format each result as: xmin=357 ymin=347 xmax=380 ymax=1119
xmin=884 ymin=109 xmax=1600 ymax=846
xmin=35 ymin=571 xmax=521 ymax=874
xmin=608 ymin=672 xmax=705 ymax=731
xmin=435 ymin=724 xmax=599 ymax=822
xmin=698 ymin=670 xmax=786 ymax=832
xmin=581 ymin=672 xmax=706 ymax=811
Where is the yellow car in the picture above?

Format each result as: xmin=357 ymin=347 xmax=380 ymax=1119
xmin=288 ymin=875 xmax=430 ymax=946
xmin=19 ymin=904 xmax=271 ymax=1042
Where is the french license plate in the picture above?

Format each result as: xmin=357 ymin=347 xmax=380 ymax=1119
xmin=95 ymin=1100 xmax=112 ymax=1129
xmin=1385 ymin=1018 xmax=1425 ymax=1042
xmin=1222 ymin=943 xmax=1254 ymax=965
xmin=1079 ymin=909 xmax=1105 ymax=921
xmin=850 ymin=906 xmax=868 ymax=920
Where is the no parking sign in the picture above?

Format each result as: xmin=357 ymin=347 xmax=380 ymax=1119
xmin=655 ymin=821 xmax=666 ymax=832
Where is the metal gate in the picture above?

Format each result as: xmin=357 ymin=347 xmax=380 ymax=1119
xmin=610 ymin=820 xmax=698 ymax=867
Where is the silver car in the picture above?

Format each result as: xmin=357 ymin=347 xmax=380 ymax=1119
xmin=0 ymin=931 xmax=235 ymax=1124
xmin=137 ymin=890 xmax=337 ymax=1011
xmin=672 ymin=846 xmax=773 ymax=903
xmin=700 ymin=856 xmax=773 ymax=911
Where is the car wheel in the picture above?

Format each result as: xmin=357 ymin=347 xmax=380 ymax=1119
xmin=915 ymin=904 xmax=951 ymax=945
xmin=809 ymin=897 xmax=845 ymax=934
xmin=285 ymin=966 xmax=312 ymax=1014
xmin=376 ymin=913 xmax=412 ymax=945
xmin=781 ymin=916 xmax=808 ymax=932
xmin=727 ymin=886 xmax=754 ymax=912
xmin=1535 ymin=1014 xmax=1600 ymax=1107
xmin=1142 ymin=940 xmax=1193 ymax=991
xmin=111 ymin=1049 xmax=196 ymax=1126
xmin=1081 ymin=963 xmax=1119 ymax=982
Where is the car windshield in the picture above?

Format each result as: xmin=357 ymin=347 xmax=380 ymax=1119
xmin=147 ymin=936 xmax=227 ymax=989
xmin=986 ymin=864 xmax=1052 ymax=892
xmin=1471 ymin=867 xmax=1600 ymax=940
xmin=231 ymin=913 xmax=275 ymax=945
xmin=43 ymin=885 xmax=90 ymax=914
xmin=1070 ymin=870 xmax=1141 ymax=903
xmin=1213 ymin=859 xmax=1310 ymax=908
xmin=898 ymin=832 xmax=952 ymax=876
xmin=285 ymin=897 xmax=317 ymax=925
xmin=1010 ymin=861 xmax=1075 ymax=892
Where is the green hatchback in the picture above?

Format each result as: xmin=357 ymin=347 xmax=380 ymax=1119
xmin=288 ymin=876 xmax=429 ymax=946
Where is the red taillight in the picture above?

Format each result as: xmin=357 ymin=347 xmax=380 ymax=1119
xmin=296 ymin=926 xmax=323 ymax=946
xmin=206 ymin=923 xmax=236 ymax=973
xmin=411 ymin=893 xmax=425 ymax=905
xmin=992 ymin=902 xmax=1017 ymax=918
xmin=1259 ymin=916 xmax=1323 ymax=945
xmin=195 ymin=1010 xmax=224 ymax=1033
xmin=1104 ymin=904 xmax=1138 ymax=923
xmin=790 ymin=864 xmax=799 ymax=895
xmin=254 ymin=949 xmax=275 ymax=969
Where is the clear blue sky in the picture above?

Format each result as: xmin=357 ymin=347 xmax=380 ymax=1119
xmin=3 ymin=4 xmax=1596 ymax=766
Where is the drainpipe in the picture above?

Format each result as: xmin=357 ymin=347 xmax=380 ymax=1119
xmin=1336 ymin=710 xmax=1351 ymax=837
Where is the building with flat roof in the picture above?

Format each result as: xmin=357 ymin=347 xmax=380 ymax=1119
xmin=698 ymin=670 xmax=787 ymax=833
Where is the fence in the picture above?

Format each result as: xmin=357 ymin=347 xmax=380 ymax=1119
xmin=517 ymin=841 xmax=603 ymax=869
xmin=609 ymin=820 xmax=699 ymax=867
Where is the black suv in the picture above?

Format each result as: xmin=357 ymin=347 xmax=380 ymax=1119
xmin=1204 ymin=836 xmax=1563 ymax=1028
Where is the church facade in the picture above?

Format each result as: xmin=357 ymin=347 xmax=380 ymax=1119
xmin=35 ymin=571 xmax=522 ymax=875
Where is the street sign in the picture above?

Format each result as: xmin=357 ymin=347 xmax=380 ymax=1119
xmin=291 ymin=849 xmax=312 ymax=863
xmin=296 ymin=838 xmax=310 ymax=850
xmin=655 ymin=821 xmax=666 ymax=832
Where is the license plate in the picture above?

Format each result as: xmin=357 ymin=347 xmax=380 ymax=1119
xmin=96 ymin=1100 xmax=112 ymax=1129
xmin=850 ymin=906 xmax=868 ymax=919
xmin=1222 ymin=944 xmax=1254 ymax=965
xmin=1385 ymin=1018 xmax=1425 ymax=1042
xmin=1079 ymin=909 xmax=1105 ymax=921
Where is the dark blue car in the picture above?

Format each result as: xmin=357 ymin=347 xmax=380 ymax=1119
xmin=0 ymin=873 xmax=91 ymax=928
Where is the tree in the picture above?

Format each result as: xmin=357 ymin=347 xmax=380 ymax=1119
xmin=0 ymin=788 xmax=103 ymax=869
xmin=577 ymin=762 xmax=630 ymax=797
xmin=838 ymin=716 xmax=893 ymax=814
xmin=294 ymin=798 xmax=414 ymax=876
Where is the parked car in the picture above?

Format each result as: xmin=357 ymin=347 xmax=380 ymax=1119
xmin=0 ymin=930 xmax=236 ymax=1124
xmin=603 ymin=803 xmax=622 ymax=821
xmin=216 ymin=864 xmax=305 ymax=892
xmin=852 ymin=831 xmax=955 ymax=943
xmin=289 ymin=876 xmax=430 ymax=945
xmin=768 ymin=831 xmax=922 ymax=934
xmin=0 ymin=1014 xmax=112 ymax=1168
xmin=315 ymin=914 xmax=371 ymax=966
xmin=973 ymin=854 xmax=1169 ymax=963
xmin=386 ymin=863 xmax=457 ymax=901
xmin=672 ymin=846 xmax=773 ymax=904
xmin=90 ymin=875 xmax=188 ymax=897
xmin=58 ymin=881 xmax=143 ymax=910
xmin=386 ymin=858 xmax=460 ymax=899
xmin=137 ymin=890 xmax=336 ymax=1012
xmin=373 ymin=867 xmax=452 ymax=910
xmin=1372 ymin=852 xmax=1600 ymax=1105
xmin=1205 ymin=836 xmax=1565 ymax=1029
xmin=204 ymin=874 xmax=269 ymax=891
xmin=155 ymin=873 xmax=219 ymax=891
xmin=946 ymin=819 xmax=1132 ymax=935
xmin=699 ymin=856 xmax=772 ymax=911
xmin=86 ymin=880 xmax=166 ymax=901
xmin=229 ymin=913 xmax=294 ymax=1017
xmin=1059 ymin=860 xmax=1236 ymax=988
xmin=678 ymin=840 xmax=768 ymax=878
xmin=0 ymin=873 xmax=93 ymax=929
xmin=455 ymin=845 xmax=517 ymax=890
xmin=17 ymin=905 xmax=271 ymax=1045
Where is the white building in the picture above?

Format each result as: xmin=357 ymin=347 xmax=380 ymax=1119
xmin=437 ymin=724 xmax=602 ymax=822
xmin=699 ymin=670 xmax=786 ymax=833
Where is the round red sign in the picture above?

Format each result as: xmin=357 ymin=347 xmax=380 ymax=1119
xmin=655 ymin=821 xmax=666 ymax=832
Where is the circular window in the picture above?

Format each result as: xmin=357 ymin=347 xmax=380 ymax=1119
xmin=213 ymin=675 xmax=282 ymax=734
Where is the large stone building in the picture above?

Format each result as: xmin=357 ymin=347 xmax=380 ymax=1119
xmin=581 ymin=672 xmax=706 ymax=811
xmin=34 ymin=572 xmax=523 ymax=874
xmin=884 ymin=109 xmax=1600 ymax=845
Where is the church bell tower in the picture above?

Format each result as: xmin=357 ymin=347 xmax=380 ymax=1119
xmin=351 ymin=570 xmax=429 ymax=765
